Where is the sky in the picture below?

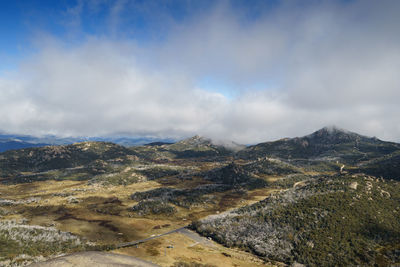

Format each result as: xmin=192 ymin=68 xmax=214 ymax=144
xmin=0 ymin=0 xmax=400 ymax=143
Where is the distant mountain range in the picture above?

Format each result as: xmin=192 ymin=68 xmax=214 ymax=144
xmin=0 ymin=133 xmax=175 ymax=153
xmin=2 ymin=126 xmax=400 ymax=182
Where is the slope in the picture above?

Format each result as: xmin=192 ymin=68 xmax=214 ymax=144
xmin=237 ymin=126 xmax=400 ymax=164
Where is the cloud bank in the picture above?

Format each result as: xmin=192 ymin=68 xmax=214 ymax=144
xmin=1 ymin=0 xmax=400 ymax=143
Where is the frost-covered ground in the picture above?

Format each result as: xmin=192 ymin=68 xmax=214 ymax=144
xmin=0 ymin=219 xmax=90 ymax=266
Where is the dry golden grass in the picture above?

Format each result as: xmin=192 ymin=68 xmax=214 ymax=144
xmin=115 ymin=231 xmax=276 ymax=267
xmin=0 ymin=174 xmax=278 ymax=266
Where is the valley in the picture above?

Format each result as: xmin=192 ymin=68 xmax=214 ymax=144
xmin=0 ymin=127 xmax=399 ymax=266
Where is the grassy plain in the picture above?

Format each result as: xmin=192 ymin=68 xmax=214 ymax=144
xmin=0 ymin=170 xmax=279 ymax=266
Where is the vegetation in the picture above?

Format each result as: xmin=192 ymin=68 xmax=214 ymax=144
xmin=0 ymin=219 xmax=90 ymax=264
xmin=237 ymin=127 xmax=400 ymax=164
xmin=130 ymin=135 xmax=235 ymax=160
xmin=136 ymin=166 xmax=182 ymax=180
xmin=0 ymin=127 xmax=399 ymax=266
xmin=204 ymin=162 xmax=268 ymax=189
xmin=132 ymin=199 xmax=177 ymax=215
xmin=172 ymin=262 xmax=217 ymax=267
xmin=356 ymin=150 xmax=400 ymax=181
xmin=0 ymin=141 xmax=138 ymax=183
xmin=131 ymin=185 xmax=229 ymax=210
xmin=242 ymin=158 xmax=301 ymax=175
xmin=130 ymin=162 xmax=268 ymax=214
xmin=192 ymin=175 xmax=400 ymax=266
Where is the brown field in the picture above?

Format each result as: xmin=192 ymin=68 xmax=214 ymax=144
xmin=0 ymin=175 xmax=280 ymax=266
xmin=115 ymin=231 xmax=275 ymax=267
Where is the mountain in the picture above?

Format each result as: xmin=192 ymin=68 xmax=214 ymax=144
xmin=2 ymin=128 xmax=399 ymax=180
xmin=192 ymin=174 xmax=400 ymax=266
xmin=85 ymin=136 xmax=175 ymax=147
xmin=0 ymin=133 xmax=175 ymax=153
xmin=242 ymin=157 xmax=301 ymax=176
xmin=144 ymin=141 xmax=174 ymax=146
xmin=0 ymin=141 xmax=137 ymax=182
xmin=131 ymin=135 xmax=236 ymax=160
xmin=0 ymin=135 xmax=241 ymax=183
xmin=0 ymin=138 xmax=50 ymax=153
xmin=166 ymin=135 xmax=234 ymax=158
xmin=0 ymin=134 xmax=86 ymax=149
xmin=204 ymin=162 xmax=267 ymax=188
xmin=237 ymin=126 xmax=400 ymax=164
xmin=188 ymin=127 xmax=400 ymax=266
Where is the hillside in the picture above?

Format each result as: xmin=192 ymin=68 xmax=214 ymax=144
xmin=0 ymin=133 xmax=174 ymax=153
xmin=356 ymin=150 xmax=400 ymax=181
xmin=242 ymin=158 xmax=301 ymax=176
xmin=0 ymin=127 xmax=400 ymax=266
xmin=192 ymin=174 xmax=400 ymax=266
xmin=237 ymin=127 xmax=400 ymax=164
xmin=0 ymin=142 xmax=138 ymax=183
xmin=130 ymin=135 xmax=235 ymax=161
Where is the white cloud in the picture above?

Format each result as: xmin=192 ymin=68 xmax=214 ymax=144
xmin=1 ymin=0 xmax=400 ymax=143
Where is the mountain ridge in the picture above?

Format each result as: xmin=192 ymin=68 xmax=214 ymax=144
xmin=1 ymin=127 xmax=400 ymax=182
xmin=0 ymin=133 xmax=175 ymax=153
xmin=237 ymin=126 xmax=400 ymax=164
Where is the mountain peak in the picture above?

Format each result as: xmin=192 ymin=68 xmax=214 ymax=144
xmin=307 ymin=126 xmax=355 ymax=139
xmin=173 ymin=135 xmax=212 ymax=147
xmin=313 ymin=126 xmax=348 ymax=135
xmin=302 ymin=126 xmax=369 ymax=146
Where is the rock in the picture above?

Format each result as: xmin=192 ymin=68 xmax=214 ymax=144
xmin=349 ymin=182 xmax=358 ymax=190
xmin=67 ymin=197 xmax=80 ymax=204
xmin=340 ymin=164 xmax=345 ymax=173
xmin=380 ymin=190 xmax=391 ymax=198
xmin=292 ymin=262 xmax=306 ymax=267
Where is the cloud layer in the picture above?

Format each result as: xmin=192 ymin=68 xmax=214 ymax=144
xmin=1 ymin=0 xmax=400 ymax=143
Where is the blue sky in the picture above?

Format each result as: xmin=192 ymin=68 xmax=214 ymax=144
xmin=0 ymin=0 xmax=283 ymax=81
xmin=1 ymin=0 xmax=400 ymax=142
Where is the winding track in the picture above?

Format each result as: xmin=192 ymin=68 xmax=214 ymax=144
xmin=116 ymin=226 xmax=188 ymax=248
xmin=30 ymin=226 xmax=215 ymax=266
xmin=115 ymin=225 xmax=216 ymax=249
